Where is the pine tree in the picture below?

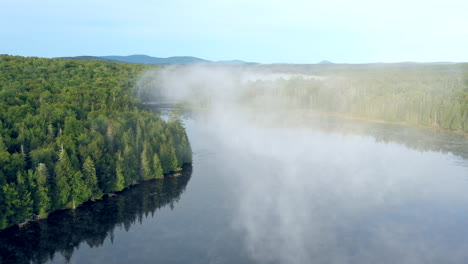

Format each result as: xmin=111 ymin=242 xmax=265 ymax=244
xmin=169 ymin=145 xmax=179 ymax=172
xmin=3 ymin=172 xmax=33 ymax=225
xmin=82 ymin=156 xmax=102 ymax=200
xmin=0 ymin=136 xmax=10 ymax=173
xmin=115 ymin=156 xmax=126 ymax=192
xmin=160 ymin=143 xmax=180 ymax=174
xmin=167 ymin=115 xmax=192 ymax=166
xmin=35 ymin=163 xmax=51 ymax=218
xmin=180 ymin=136 xmax=192 ymax=164
xmin=25 ymin=169 xmax=39 ymax=217
xmin=159 ymin=144 xmax=170 ymax=174
xmin=140 ymin=143 xmax=151 ymax=180
xmin=53 ymin=146 xmax=73 ymax=209
xmin=16 ymin=171 xmax=34 ymax=222
xmin=2 ymin=183 xmax=20 ymax=225
xmin=122 ymin=143 xmax=137 ymax=186
xmin=152 ymin=153 xmax=163 ymax=179
xmin=70 ymin=171 xmax=87 ymax=209
xmin=100 ymin=153 xmax=115 ymax=193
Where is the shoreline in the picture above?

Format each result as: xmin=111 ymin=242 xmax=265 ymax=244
xmin=0 ymin=165 xmax=192 ymax=232
xmin=172 ymin=105 xmax=468 ymax=137
xmin=317 ymin=111 xmax=468 ymax=137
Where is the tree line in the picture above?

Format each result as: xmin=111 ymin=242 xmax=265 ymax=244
xmin=246 ymin=64 xmax=468 ymax=132
xmin=0 ymin=55 xmax=192 ymax=230
xmin=0 ymin=166 xmax=192 ymax=264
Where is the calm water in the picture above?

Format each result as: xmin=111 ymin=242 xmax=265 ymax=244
xmin=1 ymin=115 xmax=468 ymax=264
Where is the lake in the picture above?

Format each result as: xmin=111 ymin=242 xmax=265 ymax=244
xmin=1 ymin=111 xmax=468 ymax=264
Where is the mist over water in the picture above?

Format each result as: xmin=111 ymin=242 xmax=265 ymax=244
xmin=140 ymin=65 xmax=468 ymax=264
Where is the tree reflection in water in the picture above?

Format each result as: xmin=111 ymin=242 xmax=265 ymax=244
xmin=0 ymin=165 xmax=192 ymax=264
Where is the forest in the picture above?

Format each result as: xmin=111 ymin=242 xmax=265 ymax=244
xmin=247 ymin=64 xmax=468 ymax=132
xmin=137 ymin=63 xmax=468 ymax=133
xmin=0 ymin=166 xmax=192 ymax=264
xmin=0 ymin=55 xmax=192 ymax=230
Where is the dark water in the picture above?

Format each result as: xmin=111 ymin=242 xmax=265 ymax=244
xmin=1 ymin=116 xmax=468 ymax=264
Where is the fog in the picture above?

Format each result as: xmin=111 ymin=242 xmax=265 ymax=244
xmin=138 ymin=65 xmax=468 ymax=263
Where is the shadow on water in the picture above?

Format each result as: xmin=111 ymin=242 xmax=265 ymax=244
xmin=0 ymin=165 xmax=192 ymax=264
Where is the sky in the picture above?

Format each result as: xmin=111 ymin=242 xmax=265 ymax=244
xmin=1 ymin=0 xmax=467 ymax=63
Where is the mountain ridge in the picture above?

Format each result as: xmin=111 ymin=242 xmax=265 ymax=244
xmin=54 ymin=55 xmax=463 ymax=66
xmin=56 ymin=54 xmax=258 ymax=65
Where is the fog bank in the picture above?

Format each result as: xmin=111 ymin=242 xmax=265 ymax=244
xmin=138 ymin=65 xmax=468 ymax=264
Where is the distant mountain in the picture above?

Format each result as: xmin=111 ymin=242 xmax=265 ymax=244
xmin=217 ymin=60 xmax=258 ymax=65
xmin=52 ymin=56 xmax=460 ymax=66
xmin=55 ymin=56 xmax=121 ymax=63
xmin=55 ymin=54 xmax=257 ymax=65
xmin=102 ymin=55 xmax=210 ymax=65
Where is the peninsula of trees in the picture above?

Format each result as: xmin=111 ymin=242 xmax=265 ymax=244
xmin=0 ymin=55 xmax=192 ymax=230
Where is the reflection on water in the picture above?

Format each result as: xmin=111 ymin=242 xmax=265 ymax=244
xmin=0 ymin=166 xmax=192 ymax=264
xmin=226 ymin=128 xmax=468 ymax=264
xmin=186 ymin=109 xmax=468 ymax=264
xmin=1 ymin=111 xmax=467 ymax=264
xmin=304 ymin=115 xmax=468 ymax=160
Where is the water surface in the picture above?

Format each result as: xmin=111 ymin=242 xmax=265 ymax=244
xmin=1 ymin=115 xmax=467 ymax=264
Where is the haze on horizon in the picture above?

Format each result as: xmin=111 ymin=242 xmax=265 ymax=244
xmin=1 ymin=0 xmax=467 ymax=64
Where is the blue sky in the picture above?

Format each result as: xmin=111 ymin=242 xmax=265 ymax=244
xmin=1 ymin=0 xmax=467 ymax=63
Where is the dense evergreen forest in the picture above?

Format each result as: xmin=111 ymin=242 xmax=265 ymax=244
xmin=0 ymin=166 xmax=192 ymax=264
xmin=247 ymin=64 xmax=468 ymax=132
xmin=0 ymin=55 xmax=192 ymax=230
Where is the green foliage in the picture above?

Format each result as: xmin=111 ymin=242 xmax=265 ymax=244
xmin=245 ymin=64 xmax=468 ymax=132
xmin=152 ymin=154 xmax=164 ymax=179
xmin=159 ymin=143 xmax=179 ymax=173
xmin=53 ymin=147 xmax=74 ymax=209
xmin=2 ymin=172 xmax=33 ymax=225
xmin=70 ymin=171 xmax=88 ymax=209
xmin=0 ymin=167 xmax=192 ymax=263
xmin=0 ymin=55 xmax=192 ymax=229
xmin=35 ymin=163 xmax=51 ymax=218
xmin=114 ymin=157 xmax=126 ymax=192
xmin=140 ymin=142 xmax=152 ymax=180
xmin=82 ymin=157 xmax=102 ymax=200
xmin=167 ymin=116 xmax=192 ymax=165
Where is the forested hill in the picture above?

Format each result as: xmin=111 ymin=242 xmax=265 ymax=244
xmin=56 ymin=56 xmax=121 ymax=63
xmin=59 ymin=54 xmax=257 ymax=65
xmin=102 ymin=55 xmax=210 ymax=64
xmin=0 ymin=55 xmax=192 ymax=230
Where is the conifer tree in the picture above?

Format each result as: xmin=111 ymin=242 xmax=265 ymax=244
xmin=159 ymin=143 xmax=179 ymax=173
xmin=35 ymin=163 xmax=51 ymax=218
xmin=2 ymin=183 xmax=21 ymax=225
xmin=122 ymin=143 xmax=137 ymax=186
xmin=115 ymin=156 xmax=126 ymax=192
xmin=70 ymin=171 xmax=87 ymax=209
xmin=3 ymin=172 xmax=33 ymax=225
xmin=140 ymin=142 xmax=151 ymax=180
xmin=25 ymin=169 xmax=39 ymax=217
xmin=82 ymin=156 xmax=102 ymax=200
xmin=53 ymin=147 xmax=73 ymax=209
xmin=0 ymin=136 xmax=10 ymax=174
xmin=16 ymin=171 xmax=34 ymax=221
xmin=152 ymin=153 xmax=163 ymax=179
